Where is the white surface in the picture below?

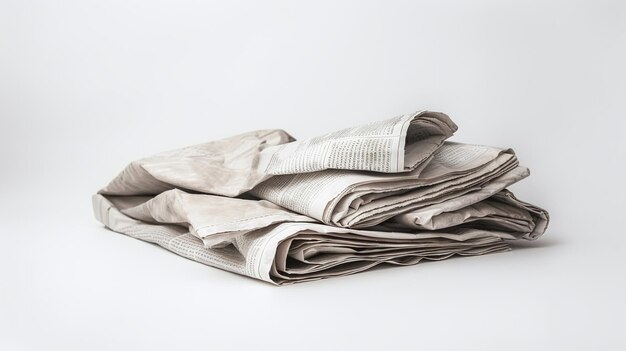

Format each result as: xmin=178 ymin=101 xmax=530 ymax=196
xmin=1 ymin=1 xmax=625 ymax=350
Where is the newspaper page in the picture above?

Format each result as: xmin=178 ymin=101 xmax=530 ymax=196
xmin=99 ymin=129 xmax=294 ymax=197
xmin=250 ymin=142 xmax=520 ymax=227
xmin=93 ymin=194 xmax=516 ymax=285
xmin=98 ymin=111 xmax=456 ymax=198
xmin=257 ymin=110 xmax=457 ymax=175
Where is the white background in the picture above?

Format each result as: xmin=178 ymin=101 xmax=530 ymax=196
xmin=1 ymin=1 xmax=625 ymax=350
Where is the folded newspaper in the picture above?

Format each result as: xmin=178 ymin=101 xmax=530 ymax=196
xmin=94 ymin=110 xmax=549 ymax=285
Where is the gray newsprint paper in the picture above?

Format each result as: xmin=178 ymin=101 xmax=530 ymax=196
xmin=94 ymin=110 xmax=549 ymax=285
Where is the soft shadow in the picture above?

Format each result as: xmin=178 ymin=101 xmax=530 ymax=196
xmin=507 ymin=235 xmax=562 ymax=250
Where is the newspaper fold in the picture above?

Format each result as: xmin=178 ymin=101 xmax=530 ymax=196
xmin=250 ymin=142 xmax=522 ymax=228
xmin=258 ymin=110 xmax=457 ymax=174
xmin=100 ymin=111 xmax=456 ymax=197
xmin=93 ymin=110 xmax=549 ymax=285
xmin=93 ymin=187 xmax=547 ymax=285
xmin=99 ymin=129 xmax=294 ymax=197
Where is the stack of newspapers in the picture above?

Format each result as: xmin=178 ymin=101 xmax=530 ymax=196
xmin=93 ymin=111 xmax=549 ymax=285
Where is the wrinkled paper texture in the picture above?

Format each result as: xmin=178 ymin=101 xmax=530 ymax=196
xmin=94 ymin=110 xmax=549 ymax=285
